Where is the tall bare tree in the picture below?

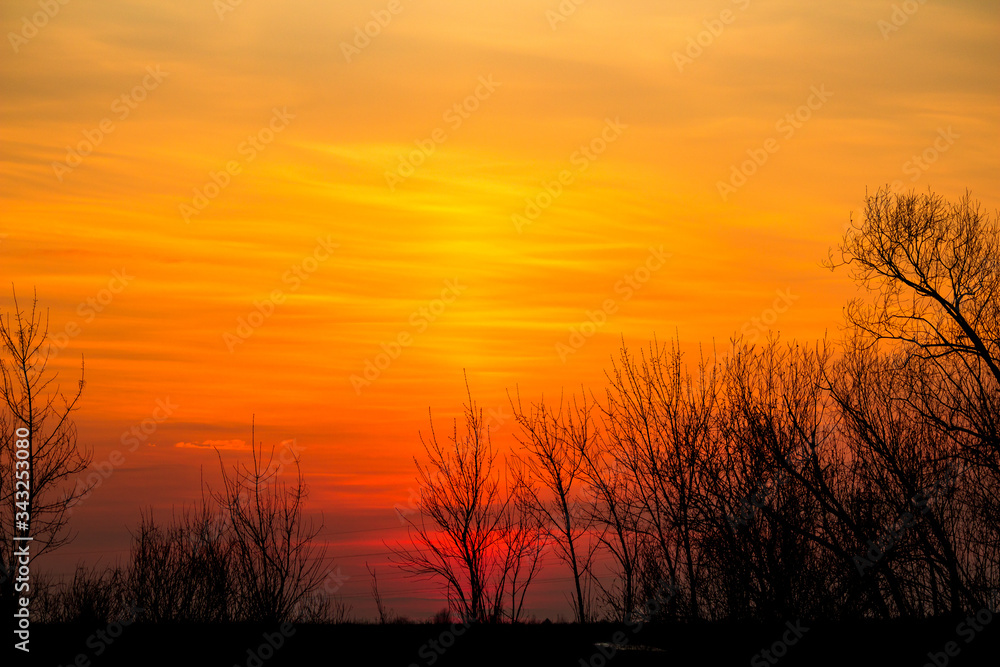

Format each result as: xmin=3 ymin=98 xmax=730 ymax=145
xmin=602 ymin=338 xmax=718 ymax=620
xmin=0 ymin=289 xmax=91 ymax=612
xmin=511 ymin=390 xmax=597 ymax=622
xmin=578 ymin=429 xmax=643 ymax=622
xmin=827 ymin=187 xmax=1000 ymax=611
xmin=391 ymin=380 xmax=545 ymax=623
xmin=212 ymin=427 xmax=328 ymax=623
xmin=828 ymin=187 xmax=999 ymax=464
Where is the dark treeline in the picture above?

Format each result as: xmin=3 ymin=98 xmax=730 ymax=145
xmin=391 ymin=187 xmax=1000 ymax=624
xmin=27 ymin=436 xmax=343 ymax=626
xmin=6 ymin=187 xmax=998 ymax=628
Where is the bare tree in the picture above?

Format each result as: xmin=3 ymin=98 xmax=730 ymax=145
xmin=601 ymin=338 xmax=718 ymax=620
xmin=578 ymin=429 xmax=643 ymax=622
xmin=367 ymin=563 xmax=394 ymax=624
xmin=33 ymin=564 xmax=125 ymax=625
xmin=718 ymin=337 xmax=873 ymax=619
xmin=511 ymin=390 xmax=597 ymax=622
xmin=826 ymin=187 xmax=1000 ymax=612
xmin=212 ymin=424 xmax=328 ymax=623
xmin=828 ymin=187 xmax=999 ymax=464
xmin=496 ymin=485 xmax=547 ymax=623
xmin=64 ymin=430 xmax=332 ymax=624
xmin=390 ymin=379 xmax=545 ymax=623
xmin=297 ymin=589 xmax=353 ymax=624
xmin=122 ymin=497 xmax=233 ymax=622
xmin=828 ymin=341 xmax=982 ymax=615
xmin=0 ymin=289 xmax=91 ymax=612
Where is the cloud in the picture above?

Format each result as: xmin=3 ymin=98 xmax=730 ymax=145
xmin=174 ymin=439 xmax=247 ymax=450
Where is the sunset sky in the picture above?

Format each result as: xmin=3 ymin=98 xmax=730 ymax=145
xmin=2 ymin=0 xmax=998 ymax=618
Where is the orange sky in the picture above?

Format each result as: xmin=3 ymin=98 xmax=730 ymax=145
xmin=2 ymin=0 xmax=998 ymax=618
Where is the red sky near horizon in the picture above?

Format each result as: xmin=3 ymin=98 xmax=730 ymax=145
xmin=2 ymin=0 xmax=998 ymax=619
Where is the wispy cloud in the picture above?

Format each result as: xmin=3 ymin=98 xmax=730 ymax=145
xmin=175 ymin=439 xmax=247 ymax=450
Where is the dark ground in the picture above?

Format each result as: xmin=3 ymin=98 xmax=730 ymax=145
xmin=21 ymin=618 xmax=999 ymax=666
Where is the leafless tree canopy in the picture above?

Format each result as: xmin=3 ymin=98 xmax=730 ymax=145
xmin=394 ymin=188 xmax=997 ymax=622
xmin=1 ymin=289 xmax=91 ymax=612
xmin=390 ymin=381 xmax=546 ymax=623
xmin=511 ymin=390 xmax=598 ymax=622
xmin=23 ymin=187 xmax=1000 ymax=625
xmin=34 ymin=432 xmax=338 ymax=625
xmin=211 ymin=435 xmax=329 ymax=623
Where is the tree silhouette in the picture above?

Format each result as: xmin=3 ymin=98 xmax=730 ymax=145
xmin=390 ymin=380 xmax=546 ymax=623
xmin=116 ymin=426 xmax=330 ymax=623
xmin=212 ymin=427 xmax=328 ymax=623
xmin=0 ymin=289 xmax=91 ymax=615
xmin=30 ymin=186 xmax=1000 ymax=627
xmin=511 ymin=390 xmax=597 ymax=622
